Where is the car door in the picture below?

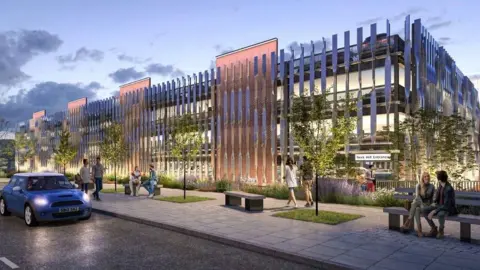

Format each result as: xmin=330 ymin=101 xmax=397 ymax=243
xmin=2 ymin=177 xmax=16 ymax=212
xmin=10 ymin=177 xmax=27 ymax=214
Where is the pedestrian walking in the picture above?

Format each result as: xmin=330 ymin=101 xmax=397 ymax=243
xmin=91 ymin=156 xmax=104 ymax=201
xmin=300 ymin=156 xmax=314 ymax=207
xmin=285 ymin=157 xmax=298 ymax=208
xmin=79 ymin=159 xmax=90 ymax=194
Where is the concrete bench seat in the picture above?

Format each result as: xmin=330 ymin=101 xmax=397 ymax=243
xmin=224 ymin=191 xmax=265 ymax=212
xmin=124 ymin=183 xmax=163 ymax=196
xmin=384 ymin=187 xmax=480 ymax=242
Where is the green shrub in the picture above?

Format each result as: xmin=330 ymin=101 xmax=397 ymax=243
xmin=367 ymin=188 xmax=403 ymax=207
xmin=160 ymin=175 xmax=185 ymax=189
xmin=215 ymin=179 xmax=232 ymax=192
xmin=241 ymin=183 xmax=294 ymax=200
xmin=321 ymin=193 xmax=376 ymax=206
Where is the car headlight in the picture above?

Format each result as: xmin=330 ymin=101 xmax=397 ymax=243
xmin=33 ymin=197 xmax=48 ymax=206
xmin=82 ymin=193 xmax=90 ymax=202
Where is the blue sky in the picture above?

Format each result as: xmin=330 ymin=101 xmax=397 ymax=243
xmin=0 ymin=0 xmax=479 ymax=122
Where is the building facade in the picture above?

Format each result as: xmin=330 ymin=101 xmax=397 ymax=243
xmin=17 ymin=16 xmax=480 ymax=183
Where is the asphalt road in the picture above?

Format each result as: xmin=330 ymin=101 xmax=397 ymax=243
xmin=0 ymin=214 xmax=315 ymax=270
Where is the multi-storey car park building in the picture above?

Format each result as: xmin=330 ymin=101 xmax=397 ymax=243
xmin=17 ymin=16 xmax=480 ymax=184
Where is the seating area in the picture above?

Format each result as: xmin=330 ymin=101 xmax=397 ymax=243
xmin=124 ymin=183 xmax=163 ymax=196
xmin=384 ymin=187 xmax=480 ymax=242
xmin=224 ymin=191 xmax=265 ymax=212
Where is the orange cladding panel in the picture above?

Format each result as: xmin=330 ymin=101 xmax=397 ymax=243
xmin=68 ymin=97 xmax=87 ymax=110
xmin=216 ymin=39 xmax=278 ymax=68
xmin=119 ymin=78 xmax=151 ymax=96
xmin=32 ymin=110 xmax=46 ymax=119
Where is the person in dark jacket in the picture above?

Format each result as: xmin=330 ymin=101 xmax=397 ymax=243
xmin=422 ymin=170 xmax=458 ymax=239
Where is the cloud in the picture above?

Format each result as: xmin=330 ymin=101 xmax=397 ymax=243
xmin=284 ymin=39 xmax=332 ymax=59
xmin=0 ymin=81 xmax=102 ymax=122
xmin=108 ymin=67 xmax=145 ymax=84
xmin=117 ymin=54 xmax=152 ymax=64
xmin=149 ymin=32 xmax=168 ymax=47
xmin=427 ymin=21 xmax=452 ymax=31
xmin=0 ymin=29 xmax=63 ymax=87
xmin=438 ymin=37 xmax=452 ymax=46
xmin=469 ymin=74 xmax=480 ymax=81
xmin=358 ymin=7 xmax=427 ymax=26
xmin=426 ymin=16 xmax=442 ymax=24
xmin=111 ymin=90 xmax=120 ymax=97
xmin=214 ymin=44 xmax=234 ymax=55
xmin=357 ymin=17 xmax=384 ymax=26
xmin=392 ymin=7 xmax=427 ymax=21
xmin=145 ymin=63 xmax=185 ymax=77
xmin=56 ymin=47 xmax=104 ymax=64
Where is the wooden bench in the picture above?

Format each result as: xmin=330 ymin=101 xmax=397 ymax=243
xmin=124 ymin=183 xmax=163 ymax=196
xmin=224 ymin=191 xmax=265 ymax=212
xmin=384 ymin=187 xmax=480 ymax=242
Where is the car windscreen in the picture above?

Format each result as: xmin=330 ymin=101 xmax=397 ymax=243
xmin=27 ymin=176 xmax=73 ymax=191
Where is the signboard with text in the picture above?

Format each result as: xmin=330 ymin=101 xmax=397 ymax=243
xmin=355 ymin=154 xmax=391 ymax=161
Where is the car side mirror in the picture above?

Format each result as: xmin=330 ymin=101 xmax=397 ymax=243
xmin=13 ymin=186 xmax=22 ymax=192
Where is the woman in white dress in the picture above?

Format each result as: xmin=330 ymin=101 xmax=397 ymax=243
xmin=129 ymin=166 xmax=142 ymax=196
xmin=285 ymin=157 xmax=298 ymax=208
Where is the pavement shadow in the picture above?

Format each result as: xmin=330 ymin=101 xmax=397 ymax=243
xmin=265 ymin=206 xmax=295 ymax=212
xmin=220 ymin=205 xmax=265 ymax=214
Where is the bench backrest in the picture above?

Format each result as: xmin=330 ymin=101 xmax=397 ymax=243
xmin=393 ymin=188 xmax=480 ymax=207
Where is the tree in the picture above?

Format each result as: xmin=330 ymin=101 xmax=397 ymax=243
xmin=100 ymin=123 xmax=128 ymax=191
xmin=382 ymin=109 xmax=478 ymax=182
xmin=289 ymin=88 xmax=356 ymax=215
xmin=0 ymin=118 xmax=9 ymax=140
xmin=169 ymin=113 xmax=203 ymax=199
xmin=53 ymin=129 xmax=77 ymax=174
xmin=13 ymin=133 xmax=36 ymax=172
xmin=0 ymin=140 xmax=14 ymax=174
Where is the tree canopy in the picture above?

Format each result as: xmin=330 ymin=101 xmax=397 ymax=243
xmin=289 ymin=88 xmax=356 ymax=177
xmin=53 ymin=129 xmax=77 ymax=174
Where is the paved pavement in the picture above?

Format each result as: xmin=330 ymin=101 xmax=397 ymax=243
xmin=0 ymin=214 xmax=314 ymax=270
xmin=91 ymin=188 xmax=480 ymax=270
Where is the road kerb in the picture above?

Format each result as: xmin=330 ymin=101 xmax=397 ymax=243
xmin=92 ymin=208 xmax=357 ymax=270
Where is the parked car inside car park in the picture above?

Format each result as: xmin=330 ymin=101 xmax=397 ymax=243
xmin=0 ymin=172 xmax=92 ymax=226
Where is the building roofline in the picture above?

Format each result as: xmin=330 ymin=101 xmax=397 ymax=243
xmin=216 ymin=38 xmax=278 ymax=58
xmin=119 ymin=77 xmax=151 ymax=88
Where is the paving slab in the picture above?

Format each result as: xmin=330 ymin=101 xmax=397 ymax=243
xmin=92 ymin=190 xmax=480 ymax=270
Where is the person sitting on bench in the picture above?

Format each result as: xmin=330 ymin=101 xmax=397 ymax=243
xmin=400 ymin=171 xmax=435 ymax=237
xmin=422 ymin=170 xmax=458 ymax=239
xmin=129 ymin=166 xmax=141 ymax=197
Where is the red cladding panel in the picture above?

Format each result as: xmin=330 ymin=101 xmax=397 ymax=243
xmin=119 ymin=78 xmax=151 ymax=96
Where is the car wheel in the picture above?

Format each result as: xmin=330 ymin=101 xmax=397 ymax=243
xmin=0 ymin=198 xmax=11 ymax=216
xmin=24 ymin=205 xmax=38 ymax=227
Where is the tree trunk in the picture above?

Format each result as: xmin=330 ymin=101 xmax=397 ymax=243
xmin=114 ymin=163 xmax=117 ymax=192
xmin=63 ymin=164 xmax=66 ymax=175
xmin=315 ymin=173 xmax=319 ymax=216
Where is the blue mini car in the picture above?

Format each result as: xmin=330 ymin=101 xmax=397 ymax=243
xmin=0 ymin=172 xmax=92 ymax=226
